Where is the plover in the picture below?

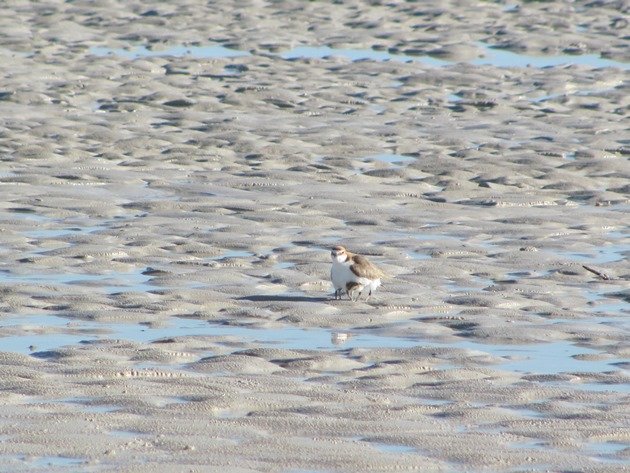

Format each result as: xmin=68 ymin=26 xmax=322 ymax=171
xmin=330 ymin=245 xmax=385 ymax=301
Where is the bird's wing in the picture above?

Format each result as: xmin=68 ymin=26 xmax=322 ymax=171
xmin=349 ymin=255 xmax=386 ymax=279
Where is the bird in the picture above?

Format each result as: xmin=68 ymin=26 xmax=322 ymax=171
xmin=330 ymin=245 xmax=385 ymax=302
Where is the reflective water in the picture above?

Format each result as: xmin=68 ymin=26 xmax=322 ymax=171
xmin=406 ymin=251 xmax=431 ymax=260
xmin=108 ymin=429 xmax=150 ymax=439
xmin=584 ymin=291 xmax=629 ymax=319
xmin=470 ymin=43 xmax=628 ymax=69
xmin=364 ymin=154 xmax=416 ymax=167
xmin=273 ymin=261 xmax=295 ymax=269
xmin=370 ymin=442 xmax=417 ymax=454
xmin=90 ymin=42 xmax=629 ymax=70
xmin=2 ymin=313 xmax=627 ymax=392
xmin=452 ymin=339 xmax=627 ymax=379
xmin=23 ymin=225 xmax=105 ymax=239
xmin=280 ymin=42 xmax=629 ymax=69
xmin=0 ymin=314 xmax=419 ymax=355
xmin=421 ymin=398 xmax=452 ymax=406
xmin=0 ymin=210 xmax=52 ymax=222
xmin=587 ymin=441 xmax=628 ymax=463
xmin=561 ymin=242 xmax=628 ymax=264
xmin=0 ymin=455 xmax=87 ymax=469
xmin=0 ymin=269 xmax=154 ymax=294
xmin=32 ymin=456 xmax=86 ymax=468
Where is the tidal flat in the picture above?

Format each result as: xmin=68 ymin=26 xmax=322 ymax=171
xmin=0 ymin=1 xmax=628 ymax=472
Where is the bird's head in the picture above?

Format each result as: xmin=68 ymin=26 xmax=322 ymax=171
xmin=331 ymin=245 xmax=348 ymax=263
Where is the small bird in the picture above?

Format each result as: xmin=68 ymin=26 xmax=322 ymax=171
xmin=330 ymin=245 xmax=385 ymax=301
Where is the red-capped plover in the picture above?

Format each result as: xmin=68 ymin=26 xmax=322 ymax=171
xmin=330 ymin=245 xmax=385 ymax=302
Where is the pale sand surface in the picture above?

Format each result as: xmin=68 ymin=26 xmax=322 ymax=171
xmin=0 ymin=1 xmax=629 ymax=472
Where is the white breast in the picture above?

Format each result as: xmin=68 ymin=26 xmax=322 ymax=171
xmin=331 ymin=260 xmax=356 ymax=290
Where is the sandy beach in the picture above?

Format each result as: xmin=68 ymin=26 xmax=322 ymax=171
xmin=0 ymin=1 xmax=628 ymax=472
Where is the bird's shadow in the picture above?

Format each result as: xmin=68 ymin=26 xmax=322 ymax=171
xmin=238 ymin=294 xmax=331 ymax=303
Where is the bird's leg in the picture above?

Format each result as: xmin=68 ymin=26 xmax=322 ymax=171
xmin=345 ymin=282 xmax=362 ymax=302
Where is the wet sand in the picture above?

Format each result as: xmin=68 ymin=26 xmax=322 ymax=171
xmin=0 ymin=1 xmax=629 ymax=472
